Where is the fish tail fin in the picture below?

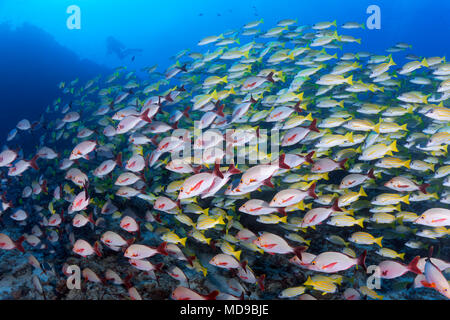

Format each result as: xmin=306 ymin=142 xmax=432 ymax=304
xmin=359 ymin=186 xmax=367 ymax=197
xmin=217 ymin=215 xmax=225 ymax=225
xmin=93 ymin=241 xmax=102 ymax=257
xmin=304 ymin=276 xmax=313 ymax=286
xmin=403 ymin=159 xmax=411 ymax=169
xmin=88 ymin=212 xmax=95 ymax=225
xmin=305 ymin=112 xmax=313 ymax=121
xmin=180 ymin=237 xmax=187 ymax=247
xmin=29 ymin=155 xmax=40 ymax=171
xmin=345 ymin=209 xmax=355 ymax=216
xmin=156 ymin=241 xmax=169 ymax=256
xmin=278 ymin=153 xmax=291 ymax=169
xmin=221 ymin=75 xmax=228 ymax=83
xmin=308 ymin=119 xmax=320 ymax=133
xmin=280 ymin=216 xmax=287 ymax=224
xmin=389 ymin=56 xmax=396 ymax=66
xmin=234 ymin=250 xmax=242 ymax=261
xmin=429 ymin=163 xmax=435 ymax=172
xmin=140 ymin=108 xmax=153 ymax=123
xmin=331 ymin=198 xmax=343 ymax=212
xmin=346 ymin=75 xmax=353 ymax=86
xmin=275 ymin=207 xmax=286 ymax=216
xmin=421 ymin=58 xmax=429 ymax=67
xmin=398 ymin=252 xmax=405 ymax=261
xmin=227 ymin=163 xmax=242 ymax=175
xmin=367 ymin=168 xmax=376 ymax=179
xmin=115 ymin=152 xmax=123 ymax=167
xmin=213 ymin=161 xmax=224 ymax=179
xmin=389 ymin=140 xmax=398 ymax=152
xmin=407 ymin=255 xmax=422 ymax=274
xmin=307 ymin=182 xmax=318 ymax=199
xmin=305 ymin=150 xmax=315 ymax=164
xmin=356 ymin=218 xmax=365 ymax=228
xmin=406 ymin=105 xmax=414 ymax=113
xmin=211 ymin=89 xmax=219 ymax=101
xmin=345 ymin=131 xmax=354 ymax=143
xmin=400 ymin=123 xmax=408 ymax=131
xmin=205 ymin=290 xmax=219 ymax=300
xmin=266 ymin=71 xmax=275 ymax=83
xmin=375 ymin=237 xmax=383 ymax=248
xmin=262 ymin=177 xmax=274 ymax=188
xmin=288 ymin=52 xmax=295 ymax=60
xmin=293 ymin=246 xmax=307 ymax=260
xmin=357 ymin=250 xmax=367 ymax=272
xmin=419 ymin=183 xmax=430 ymax=194
xmin=402 ymin=194 xmax=410 ymax=205
xmin=15 ymin=236 xmax=26 ymax=253
xmin=215 ymin=101 xmax=225 ymax=117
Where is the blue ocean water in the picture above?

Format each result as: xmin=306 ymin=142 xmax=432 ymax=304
xmin=0 ymin=0 xmax=449 ymax=302
xmin=0 ymin=0 xmax=449 ymax=142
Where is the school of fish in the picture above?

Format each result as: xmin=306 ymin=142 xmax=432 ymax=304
xmin=0 ymin=17 xmax=449 ymax=300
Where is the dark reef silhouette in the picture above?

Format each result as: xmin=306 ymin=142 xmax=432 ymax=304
xmin=0 ymin=22 xmax=110 ymax=145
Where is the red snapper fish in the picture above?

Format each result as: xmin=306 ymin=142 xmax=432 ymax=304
xmin=309 ymin=250 xmax=367 ymax=273
xmin=253 ymin=232 xmax=306 ymax=257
